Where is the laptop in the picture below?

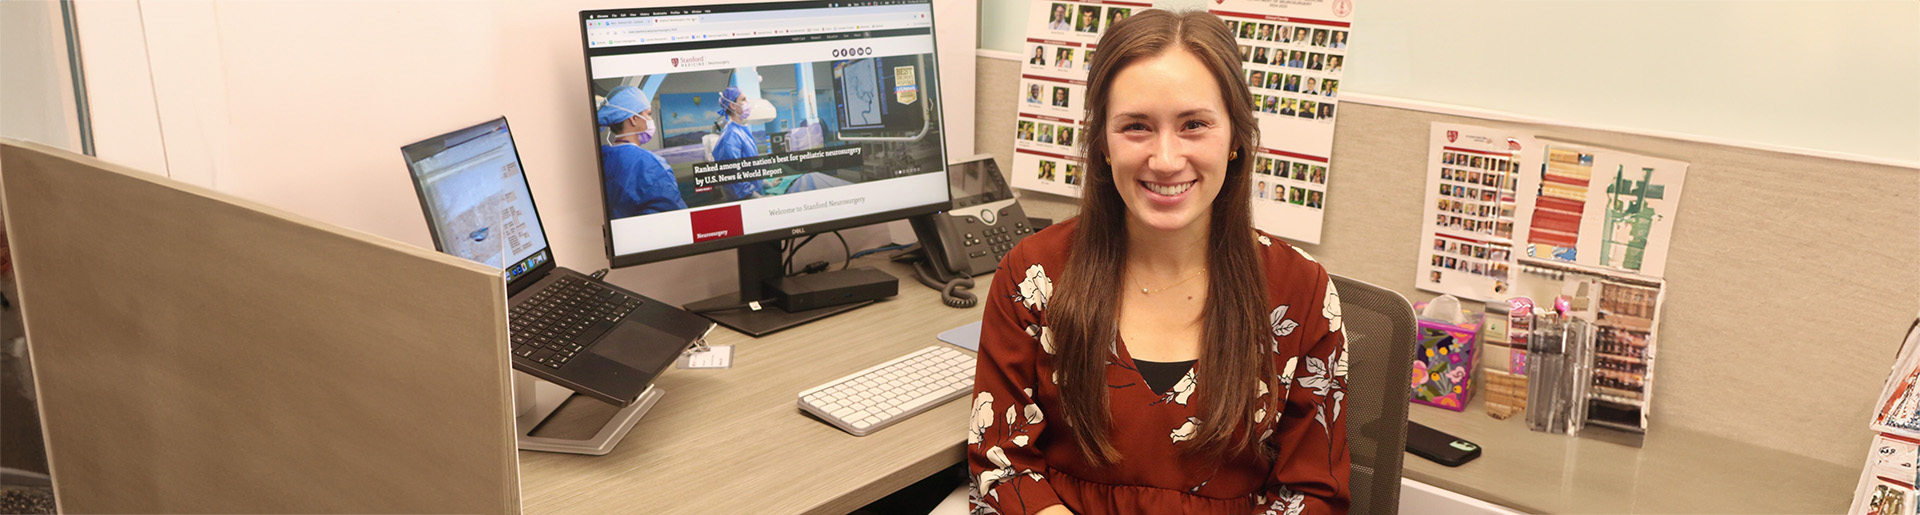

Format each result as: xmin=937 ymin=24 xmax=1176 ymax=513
xmin=401 ymin=117 xmax=713 ymax=407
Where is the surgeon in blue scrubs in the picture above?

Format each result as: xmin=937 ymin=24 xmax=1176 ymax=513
xmin=598 ymin=85 xmax=685 ymax=218
xmin=711 ymin=86 xmax=763 ymax=200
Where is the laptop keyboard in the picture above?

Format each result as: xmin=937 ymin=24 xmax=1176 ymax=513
xmin=509 ymin=275 xmax=643 ymax=369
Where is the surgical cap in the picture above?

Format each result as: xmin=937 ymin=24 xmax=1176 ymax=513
xmin=717 ymin=86 xmax=745 ymax=115
xmin=596 ymin=86 xmax=650 ymax=126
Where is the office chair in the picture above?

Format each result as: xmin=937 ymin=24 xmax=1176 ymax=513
xmin=1332 ymin=274 xmax=1417 ymax=515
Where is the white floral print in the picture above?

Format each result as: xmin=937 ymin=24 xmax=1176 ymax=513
xmin=1270 ymin=305 xmax=1299 ymax=337
xmin=1334 ymin=331 xmax=1349 ymax=379
xmin=1300 ymin=348 xmax=1344 ymax=433
xmin=1017 ymin=264 xmax=1053 ymax=311
xmin=969 ymin=392 xmax=995 ymax=445
xmin=1170 ymin=416 xmax=1201 ymax=444
xmin=1301 ymin=355 xmax=1334 ymax=398
xmin=972 ymin=391 xmax=1045 ymax=508
xmin=1292 ymin=246 xmax=1317 ymax=263
xmin=1261 ymin=486 xmax=1307 ymax=515
xmin=1322 ymin=280 xmax=1343 ymax=333
xmin=1160 ymin=369 xmax=1198 ymax=405
xmin=1258 ymin=234 xmax=1274 ymax=246
xmin=1279 ymin=356 xmax=1299 ymax=389
xmin=1025 ymin=324 xmax=1053 ymax=354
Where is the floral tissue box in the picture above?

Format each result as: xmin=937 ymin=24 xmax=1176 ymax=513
xmin=1410 ymin=303 xmax=1479 ymax=412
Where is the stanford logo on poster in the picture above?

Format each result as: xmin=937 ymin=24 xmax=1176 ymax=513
xmin=1446 ymin=130 xmax=1459 ymax=143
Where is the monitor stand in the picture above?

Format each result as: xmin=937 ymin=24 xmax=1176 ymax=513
xmin=683 ymin=240 xmax=873 ymax=337
xmin=514 ymin=375 xmax=659 ymax=455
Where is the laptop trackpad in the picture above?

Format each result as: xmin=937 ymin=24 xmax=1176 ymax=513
xmin=588 ymin=322 xmax=686 ymax=373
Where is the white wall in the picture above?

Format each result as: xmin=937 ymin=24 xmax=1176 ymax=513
xmin=0 ymin=0 xmax=82 ymax=152
xmin=978 ymin=0 xmax=1920 ymax=165
xmin=80 ymin=0 xmax=975 ymax=304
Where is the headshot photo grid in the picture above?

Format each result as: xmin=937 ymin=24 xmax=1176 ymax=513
xmin=1422 ymin=147 xmax=1522 ymax=291
xmin=1012 ymin=0 xmax=1144 ymax=195
xmin=1211 ymin=2 xmax=1355 ymax=244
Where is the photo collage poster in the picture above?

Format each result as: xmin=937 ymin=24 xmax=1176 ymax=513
xmin=1417 ymin=123 xmax=1532 ymax=301
xmin=1857 ymin=324 xmax=1920 ymax=515
xmin=1518 ymin=141 xmax=1689 ymax=279
xmin=1213 ymin=0 xmax=1357 ymax=244
xmin=1010 ymin=0 xmax=1152 ymax=198
xmin=1851 ymin=433 xmax=1920 ymax=515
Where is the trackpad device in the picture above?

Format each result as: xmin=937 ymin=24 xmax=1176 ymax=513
xmin=588 ymin=322 xmax=686 ymax=373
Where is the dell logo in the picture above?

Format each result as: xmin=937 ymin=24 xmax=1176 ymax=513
xmin=791 ymin=227 xmax=807 ymax=235
xmin=831 ymin=47 xmax=873 ymax=58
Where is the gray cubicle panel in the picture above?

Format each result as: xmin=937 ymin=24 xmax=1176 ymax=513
xmin=971 ymin=55 xmax=1920 ymax=473
xmin=0 ymin=140 xmax=520 ymax=514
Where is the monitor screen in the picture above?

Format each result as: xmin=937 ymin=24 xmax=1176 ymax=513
xmin=581 ymin=0 xmax=949 ymax=266
xmin=401 ymin=118 xmax=552 ymax=284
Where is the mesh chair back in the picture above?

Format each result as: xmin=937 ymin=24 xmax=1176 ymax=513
xmin=1332 ymin=274 xmax=1416 ymax=515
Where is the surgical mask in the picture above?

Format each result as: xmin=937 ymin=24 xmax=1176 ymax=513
xmin=612 ymin=125 xmax=655 ymax=145
xmin=732 ymin=101 xmax=752 ymax=120
xmin=615 ymin=127 xmax=654 ymax=145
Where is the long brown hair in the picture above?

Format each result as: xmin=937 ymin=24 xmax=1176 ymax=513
xmin=1053 ymin=10 xmax=1271 ymax=465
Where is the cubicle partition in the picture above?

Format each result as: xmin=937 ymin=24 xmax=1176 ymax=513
xmin=1 ymin=141 xmax=521 ymax=513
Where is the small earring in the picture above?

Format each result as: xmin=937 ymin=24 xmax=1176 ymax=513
xmin=1230 ymin=150 xmax=1240 ymax=161
xmin=1103 ymin=155 xmax=1110 ymax=164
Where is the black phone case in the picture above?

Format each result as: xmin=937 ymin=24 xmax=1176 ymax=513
xmin=1405 ymin=421 xmax=1481 ymax=467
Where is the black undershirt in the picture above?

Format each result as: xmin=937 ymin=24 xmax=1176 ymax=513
xmin=1134 ymin=358 xmax=1197 ymax=395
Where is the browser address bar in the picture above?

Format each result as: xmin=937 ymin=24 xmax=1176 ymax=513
xmin=588 ymin=13 xmax=926 ymax=47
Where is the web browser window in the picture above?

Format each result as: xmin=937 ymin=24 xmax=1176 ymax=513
xmin=582 ymin=0 xmax=948 ymax=260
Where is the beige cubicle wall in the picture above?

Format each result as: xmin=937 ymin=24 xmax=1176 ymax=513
xmin=1 ymin=141 xmax=521 ymax=514
xmin=972 ymin=55 xmax=1920 ymax=471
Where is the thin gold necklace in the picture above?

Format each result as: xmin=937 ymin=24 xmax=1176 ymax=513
xmin=1134 ymin=267 xmax=1207 ymax=295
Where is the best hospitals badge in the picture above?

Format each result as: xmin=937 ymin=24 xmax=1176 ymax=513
xmin=894 ymin=65 xmax=918 ymax=105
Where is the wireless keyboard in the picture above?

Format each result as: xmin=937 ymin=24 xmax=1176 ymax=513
xmin=798 ymin=345 xmax=975 ymax=436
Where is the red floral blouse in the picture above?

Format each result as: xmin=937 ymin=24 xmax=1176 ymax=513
xmin=967 ymin=218 xmax=1351 ymax=515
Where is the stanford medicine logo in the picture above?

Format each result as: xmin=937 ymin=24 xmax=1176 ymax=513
xmin=1507 ymin=138 xmax=1523 ymax=151
xmin=671 ymin=58 xmax=680 ymax=67
xmin=1446 ymin=130 xmax=1459 ymax=143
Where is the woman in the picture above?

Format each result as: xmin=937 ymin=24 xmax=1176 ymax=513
xmin=1057 ymin=48 xmax=1076 ymax=69
xmin=711 ymin=86 xmax=766 ymax=200
xmin=597 ymin=85 xmax=686 ymax=218
xmin=1032 ymin=45 xmax=1049 ymax=66
xmin=968 ymin=10 xmax=1350 ymax=515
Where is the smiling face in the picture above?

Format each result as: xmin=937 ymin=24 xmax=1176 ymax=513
xmin=1103 ymin=48 xmax=1234 ymax=235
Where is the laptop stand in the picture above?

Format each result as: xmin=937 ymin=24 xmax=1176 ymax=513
xmin=514 ymin=377 xmax=659 ymax=456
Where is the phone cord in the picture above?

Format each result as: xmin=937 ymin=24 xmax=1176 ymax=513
xmin=912 ymin=260 xmax=977 ymax=308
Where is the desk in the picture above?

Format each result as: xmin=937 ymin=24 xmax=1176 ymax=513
xmin=1403 ymin=394 xmax=1853 ymax=514
xmin=519 ymin=257 xmax=980 ymax=514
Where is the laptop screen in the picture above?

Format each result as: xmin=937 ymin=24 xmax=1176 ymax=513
xmin=402 ymin=118 xmax=551 ymax=285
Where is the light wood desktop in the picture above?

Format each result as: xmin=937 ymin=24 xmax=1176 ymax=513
xmin=1404 ymin=394 xmax=1853 ymax=514
xmin=517 ymin=257 xmax=981 ymax=514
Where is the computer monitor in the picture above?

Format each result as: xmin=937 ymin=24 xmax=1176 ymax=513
xmin=579 ymin=0 xmax=950 ymax=335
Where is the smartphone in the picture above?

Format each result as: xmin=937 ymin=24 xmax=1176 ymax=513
xmin=1406 ymin=421 xmax=1481 ymax=467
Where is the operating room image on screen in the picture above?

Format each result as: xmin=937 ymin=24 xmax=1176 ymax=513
xmin=588 ymin=54 xmax=944 ymax=220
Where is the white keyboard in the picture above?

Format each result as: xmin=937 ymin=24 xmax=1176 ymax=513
xmin=798 ymin=345 xmax=975 ymax=436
